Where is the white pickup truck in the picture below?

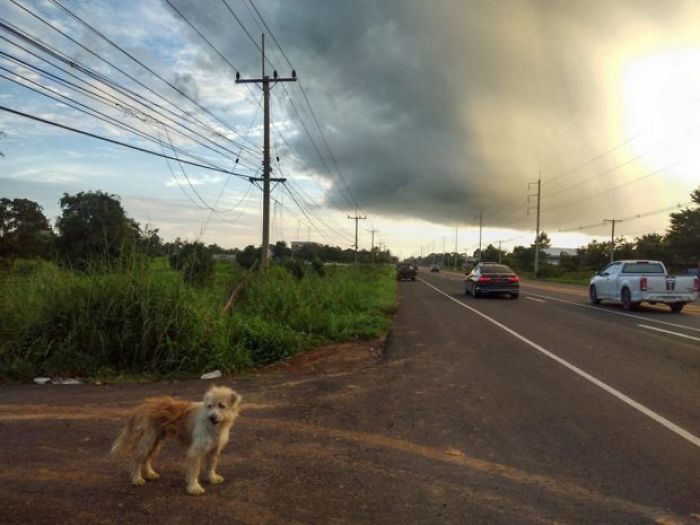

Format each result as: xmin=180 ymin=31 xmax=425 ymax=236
xmin=589 ymin=260 xmax=699 ymax=313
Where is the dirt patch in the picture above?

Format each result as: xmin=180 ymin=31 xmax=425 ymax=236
xmin=259 ymin=337 xmax=386 ymax=376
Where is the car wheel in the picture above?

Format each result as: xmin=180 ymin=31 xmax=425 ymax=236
xmin=589 ymin=285 xmax=600 ymax=305
xmin=670 ymin=302 xmax=685 ymax=313
xmin=621 ymin=288 xmax=639 ymax=311
xmin=510 ymin=293 xmax=519 ymax=299
xmin=411 ymin=277 xmax=416 ymax=281
xmin=472 ymin=283 xmax=480 ymax=298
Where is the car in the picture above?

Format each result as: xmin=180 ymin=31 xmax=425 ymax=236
xmin=430 ymin=264 xmax=440 ymax=272
xmin=589 ymin=260 xmax=698 ymax=312
xmin=465 ymin=262 xmax=520 ymax=298
xmin=396 ymin=263 xmax=417 ymax=281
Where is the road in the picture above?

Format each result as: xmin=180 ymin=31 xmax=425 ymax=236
xmin=0 ymin=273 xmax=698 ymax=524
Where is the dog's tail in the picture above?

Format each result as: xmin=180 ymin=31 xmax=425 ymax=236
xmin=110 ymin=415 xmax=136 ymax=457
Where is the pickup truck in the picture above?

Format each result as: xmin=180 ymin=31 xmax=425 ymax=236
xmin=589 ymin=260 xmax=699 ymax=312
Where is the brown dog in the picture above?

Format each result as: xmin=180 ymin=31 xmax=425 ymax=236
xmin=111 ymin=386 xmax=242 ymax=495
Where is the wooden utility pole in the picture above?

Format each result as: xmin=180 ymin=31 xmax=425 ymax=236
xmin=603 ymin=218 xmax=622 ymax=262
xmin=235 ymin=34 xmax=296 ymax=268
xmin=348 ymin=211 xmax=367 ymax=262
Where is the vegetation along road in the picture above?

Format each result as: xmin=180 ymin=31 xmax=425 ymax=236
xmin=1 ymin=272 xmax=698 ymax=524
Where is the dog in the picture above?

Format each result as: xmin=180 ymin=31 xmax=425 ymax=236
xmin=111 ymin=385 xmax=242 ymax=495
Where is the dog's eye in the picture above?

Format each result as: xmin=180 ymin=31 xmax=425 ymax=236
xmin=218 ymin=402 xmax=226 ymax=409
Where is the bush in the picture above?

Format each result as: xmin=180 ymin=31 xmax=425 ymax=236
xmin=169 ymin=242 xmax=214 ymax=285
xmin=0 ymin=262 xmax=397 ymax=380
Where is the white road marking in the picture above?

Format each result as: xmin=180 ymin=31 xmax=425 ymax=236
xmin=526 ymin=297 xmax=546 ymax=303
xmin=523 ymin=291 xmax=700 ymax=333
xmin=637 ymin=324 xmax=700 ymax=342
xmin=419 ymin=278 xmax=700 ymax=449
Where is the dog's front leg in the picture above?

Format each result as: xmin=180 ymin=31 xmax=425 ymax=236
xmin=206 ymin=447 xmax=224 ymax=485
xmin=185 ymin=449 xmax=205 ymax=495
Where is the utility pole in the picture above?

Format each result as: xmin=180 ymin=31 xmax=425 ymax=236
xmin=454 ymin=227 xmax=458 ymax=271
xmin=236 ymin=34 xmax=297 ymax=269
xmin=476 ymin=208 xmax=483 ymax=262
xmin=603 ymin=218 xmax=622 ymax=262
xmin=442 ymin=236 xmax=446 ymax=267
xmin=498 ymin=240 xmax=502 ymax=264
xmin=369 ymin=228 xmax=378 ymax=264
xmin=528 ymin=174 xmax=542 ymax=276
xmin=348 ymin=211 xmax=367 ymax=262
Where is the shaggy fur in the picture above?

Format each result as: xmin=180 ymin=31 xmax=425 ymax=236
xmin=111 ymin=385 xmax=242 ymax=495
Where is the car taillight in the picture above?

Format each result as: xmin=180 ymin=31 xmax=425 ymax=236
xmin=640 ymin=277 xmax=647 ymax=292
xmin=508 ymin=276 xmax=520 ymax=282
xmin=478 ymin=276 xmax=491 ymax=283
xmin=694 ymin=277 xmax=699 ymax=292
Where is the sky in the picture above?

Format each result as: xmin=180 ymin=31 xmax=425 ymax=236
xmin=1 ymin=0 xmax=699 ymax=259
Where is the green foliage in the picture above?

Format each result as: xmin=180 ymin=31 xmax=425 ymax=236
xmin=0 ymin=261 xmax=396 ymax=380
xmin=282 ymin=257 xmax=306 ymax=279
xmin=666 ymin=188 xmax=700 ymax=268
xmin=55 ymin=191 xmax=138 ymax=270
xmin=0 ymin=198 xmax=54 ymax=260
xmin=168 ymin=241 xmax=214 ymax=285
xmin=311 ymin=257 xmax=326 ymax=277
xmin=237 ymin=244 xmax=260 ymax=269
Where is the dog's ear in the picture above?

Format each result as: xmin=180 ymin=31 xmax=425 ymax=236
xmin=229 ymin=389 xmax=242 ymax=407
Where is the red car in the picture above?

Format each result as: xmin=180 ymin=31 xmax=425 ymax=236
xmin=465 ymin=263 xmax=520 ymax=299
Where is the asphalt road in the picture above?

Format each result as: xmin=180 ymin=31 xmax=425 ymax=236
xmin=0 ymin=273 xmax=698 ymax=524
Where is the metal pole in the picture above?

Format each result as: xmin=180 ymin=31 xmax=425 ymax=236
xmin=603 ymin=219 xmax=621 ymax=262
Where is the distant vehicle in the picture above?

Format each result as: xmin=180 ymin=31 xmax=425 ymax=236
xmin=589 ymin=260 xmax=699 ymax=312
xmin=396 ymin=263 xmax=417 ymax=281
xmin=430 ymin=264 xmax=440 ymax=272
xmin=465 ymin=262 xmax=519 ymax=299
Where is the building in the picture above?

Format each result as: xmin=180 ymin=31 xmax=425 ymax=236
xmin=291 ymin=241 xmax=323 ymax=251
xmin=542 ymin=247 xmax=578 ymax=266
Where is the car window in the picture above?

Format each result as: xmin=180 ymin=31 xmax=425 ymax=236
xmin=602 ymin=262 xmax=621 ymax=273
xmin=480 ymin=264 xmax=513 ymax=273
xmin=622 ymin=262 xmax=665 ymax=274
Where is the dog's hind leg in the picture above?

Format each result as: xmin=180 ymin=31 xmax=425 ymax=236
xmin=130 ymin=428 xmax=157 ymax=486
xmin=142 ymin=440 xmax=162 ymax=481
xmin=185 ymin=448 xmax=205 ymax=495
xmin=205 ymin=447 xmax=224 ymax=485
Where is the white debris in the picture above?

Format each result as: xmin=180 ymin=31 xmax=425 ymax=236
xmin=33 ymin=377 xmax=52 ymax=385
xmin=200 ymin=370 xmax=222 ymax=380
xmin=51 ymin=378 xmax=82 ymax=385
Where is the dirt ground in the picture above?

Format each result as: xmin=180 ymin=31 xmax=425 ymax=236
xmin=0 ymin=340 xmax=391 ymax=525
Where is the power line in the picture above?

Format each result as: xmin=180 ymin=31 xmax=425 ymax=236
xmin=46 ymin=0 xmax=260 ymax=152
xmin=3 ymin=3 xmax=259 ymax=161
xmin=0 ymin=104 xmax=249 ymax=177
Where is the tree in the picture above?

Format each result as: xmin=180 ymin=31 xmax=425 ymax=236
xmin=577 ymin=240 xmax=609 ymax=271
xmin=633 ymin=233 xmax=665 ymax=261
xmin=0 ymin=198 xmax=54 ymax=260
xmin=168 ymin=241 xmax=214 ymax=285
xmin=665 ymin=187 xmax=700 ymax=269
xmin=237 ymin=245 xmax=261 ymax=269
xmin=55 ymin=191 xmax=138 ymax=269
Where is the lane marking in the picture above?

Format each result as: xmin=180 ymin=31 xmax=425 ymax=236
xmin=419 ymin=278 xmax=700 ymax=449
xmin=637 ymin=324 xmax=700 ymax=342
xmin=526 ymin=297 xmax=546 ymax=303
xmin=523 ymin=291 xmax=700 ymax=333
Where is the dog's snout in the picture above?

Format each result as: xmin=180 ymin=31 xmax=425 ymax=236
xmin=209 ymin=415 xmax=218 ymax=424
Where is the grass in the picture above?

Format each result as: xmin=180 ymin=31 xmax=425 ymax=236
xmin=0 ymin=259 xmax=397 ymax=381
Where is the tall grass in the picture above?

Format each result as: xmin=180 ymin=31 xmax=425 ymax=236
xmin=0 ymin=260 xmax=396 ymax=380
